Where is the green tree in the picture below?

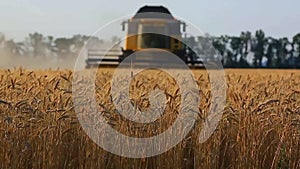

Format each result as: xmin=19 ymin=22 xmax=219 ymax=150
xmin=4 ymin=40 xmax=17 ymax=56
xmin=265 ymin=37 xmax=276 ymax=67
xmin=46 ymin=36 xmax=54 ymax=52
xmin=4 ymin=40 xmax=25 ymax=56
xmin=253 ymin=29 xmax=266 ymax=67
xmin=70 ymin=34 xmax=95 ymax=53
xmin=293 ymin=33 xmax=300 ymax=67
xmin=239 ymin=31 xmax=251 ymax=67
xmin=54 ymin=38 xmax=73 ymax=58
xmin=29 ymin=32 xmax=46 ymax=57
xmin=212 ymin=36 xmax=226 ymax=63
xmin=230 ymin=36 xmax=242 ymax=64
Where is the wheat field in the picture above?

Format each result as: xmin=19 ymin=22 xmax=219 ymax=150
xmin=0 ymin=68 xmax=299 ymax=169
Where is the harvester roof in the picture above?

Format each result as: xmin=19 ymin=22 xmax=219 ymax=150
xmin=133 ymin=5 xmax=174 ymax=19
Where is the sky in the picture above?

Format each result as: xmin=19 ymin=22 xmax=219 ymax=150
xmin=0 ymin=0 xmax=300 ymax=41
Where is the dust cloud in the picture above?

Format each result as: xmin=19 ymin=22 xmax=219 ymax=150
xmin=0 ymin=52 xmax=77 ymax=70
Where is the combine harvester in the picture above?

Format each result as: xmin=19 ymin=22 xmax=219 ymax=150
xmin=85 ymin=5 xmax=208 ymax=68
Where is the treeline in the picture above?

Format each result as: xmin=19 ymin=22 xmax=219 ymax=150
xmin=185 ymin=30 xmax=300 ymax=68
xmin=1 ymin=30 xmax=300 ymax=68
xmin=0 ymin=32 xmax=114 ymax=59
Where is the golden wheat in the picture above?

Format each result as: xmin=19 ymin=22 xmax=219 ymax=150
xmin=0 ymin=68 xmax=299 ymax=169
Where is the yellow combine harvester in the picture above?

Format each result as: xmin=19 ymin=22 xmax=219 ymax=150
xmin=86 ymin=5 xmax=203 ymax=68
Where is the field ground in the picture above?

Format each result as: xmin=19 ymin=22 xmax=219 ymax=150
xmin=0 ymin=68 xmax=299 ymax=169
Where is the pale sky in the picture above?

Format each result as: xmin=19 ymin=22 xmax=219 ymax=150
xmin=0 ymin=0 xmax=299 ymax=41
